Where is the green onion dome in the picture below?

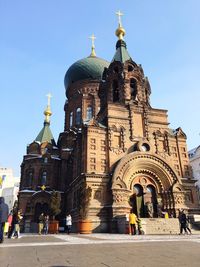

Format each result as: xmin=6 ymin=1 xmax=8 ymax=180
xmin=64 ymin=56 xmax=109 ymax=93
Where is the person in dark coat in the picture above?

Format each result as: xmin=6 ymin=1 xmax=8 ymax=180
xmin=186 ymin=215 xmax=192 ymax=234
xmin=0 ymin=197 xmax=9 ymax=243
xmin=43 ymin=215 xmax=49 ymax=235
xmin=178 ymin=210 xmax=188 ymax=235
xmin=11 ymin=210 xmax=23 ymax=239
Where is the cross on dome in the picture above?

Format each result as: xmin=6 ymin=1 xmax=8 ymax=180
xmin=89 ymin=34 xmax=96 ymax=47
xmin=44 ymin=93 xmax=52 ymax=123
xmin=115 ymin=10 xmax=126 ymax=40
xmin=46 ymin=93 xmax=52 ymax=107
xmin=89 ymin=33 xmax=96 ymax=57
xmin=116 ymin=10 xmax=124 ymax=26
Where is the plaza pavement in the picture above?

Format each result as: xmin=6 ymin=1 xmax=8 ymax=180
xmin=0 ymin=233 xmax=200 ymax=266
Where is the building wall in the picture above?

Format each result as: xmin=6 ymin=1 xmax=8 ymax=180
xmin=0 ymin=167 xmax=19 ymax=211
xmin=189 ymin=146 xmax=200 ymax=204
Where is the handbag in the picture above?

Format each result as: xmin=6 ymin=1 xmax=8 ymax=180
xmin=4 ymin=222 xmax=9 ymax=233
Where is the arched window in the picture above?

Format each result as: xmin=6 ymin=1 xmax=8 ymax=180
xmin=28 ymin=171 xmax=33 ymax=187
xmin=130 ymin=78 xmax=137 ymax=99
xmin=41 ymin=171 xmax=47 ymax=185
xmin=134 ymin=184 xmax=143 ymax=197
xmin=75 ymin=108 xmax=81 ymax=125
xmin=69 ymin=111 xmax=73 ymax=127
xmin=128 ymin=65 xmax=134 ymax=72
xmin=112 ymin=80 xmax=119 ymax=102
xmin=114 ymin=66 xmax=119 ymax=73
xmin=86 ymin=106 xmax=93 ymax=120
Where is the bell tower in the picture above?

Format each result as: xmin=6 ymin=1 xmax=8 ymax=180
xmin=98 ymin=11 xmax=151 ymax=141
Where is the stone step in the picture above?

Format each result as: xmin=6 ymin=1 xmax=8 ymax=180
xmin=142 ymin=218 xmax=180 ymax=234
xmin=117 ymin=218 xmax=200 ymax=235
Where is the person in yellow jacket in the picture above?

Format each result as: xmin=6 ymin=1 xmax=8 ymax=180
xmin=129 ymin=210 xmax=138 ymax=235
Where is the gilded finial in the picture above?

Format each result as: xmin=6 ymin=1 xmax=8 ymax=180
xmin=89 ymin=33 xmax=96 ymax=57
xmin=115 ymin=10 xmax=126 ymax=40
xmin=44 ymin=93 xmax=52 ymax=123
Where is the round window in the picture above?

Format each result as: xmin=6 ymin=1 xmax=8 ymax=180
xmin=141 ymin=143 xmax=150 ymax=152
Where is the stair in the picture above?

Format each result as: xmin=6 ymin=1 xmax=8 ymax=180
xmin=142 ymin=218 xmax=180 ymax=234
xmin=117 ymin=217 xmax=200 ymax=235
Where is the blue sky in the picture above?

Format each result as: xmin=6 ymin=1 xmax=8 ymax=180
xmin=0 ymin=0 xmax=200 ymax=176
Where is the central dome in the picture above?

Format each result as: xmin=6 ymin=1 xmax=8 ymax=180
xmin=64 ymin=56 xmax=109 ymax=92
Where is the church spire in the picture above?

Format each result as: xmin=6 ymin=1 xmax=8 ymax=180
xmin=115 ymin=10 xmax=126 ymax=40
xmin=112 ymin=10 xmax=132 ymax=63
xmin=89 ymin=33 xmax=96 ymax=57
xmin=44 ymin=93 xmax=52 ymax=124
xmin=35 ymin=93 xmax=56 ymax=145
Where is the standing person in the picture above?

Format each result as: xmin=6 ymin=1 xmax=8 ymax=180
xmin=8 ymin=210 xmax=15 ymax=239
xmin=38 ymin=213 xmax=45 ymax=235
xmin=43 ymin=215 xmax=49 ymax=235
xmin=129 ymin=210 xmax=137 ymax=235
xmin=65 ymin=213 xmax=72 ymax=234
xmin=162 ymin=210 xmax=169 ymax=219
xmin=178 ymin=210 xmax=188 ymax=235
xmin=0 ymin=197 xmax=9 ymax=243
xmin=11 ymin=210 xmax=23 ymax=239
xmin=7 ymin=210 xmax=13 ymax=232
xmin=186 ymin=215 xmax=192 ymax=234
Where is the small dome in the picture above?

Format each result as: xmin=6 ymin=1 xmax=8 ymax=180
xmin=64 ymin=56 xmax=109 ymax=92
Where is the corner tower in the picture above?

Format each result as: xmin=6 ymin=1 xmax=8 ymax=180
xmin=18 ymin=95 xmax=61 ymax=230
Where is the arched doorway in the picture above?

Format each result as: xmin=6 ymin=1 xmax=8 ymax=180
xmin=144 ymin=185 xmax=158 ymax=217
xmin=129 ymin=183 xmax=158 ymax=218
xmin=111 ymin=153 xmax=180 ymax=219
xmin=34 ymin=202 xmax=49 ymax=222
xmin=130 ymin=184 xmax=145 ymax=217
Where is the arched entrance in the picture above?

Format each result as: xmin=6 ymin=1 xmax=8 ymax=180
xmin=129 ymin=183 xmax=158 ymax=218
xmin=34 ymin=202 xmax=49 ymax=222
xmin=130 ymin=184 xmax=145 ymax=217
xmin=111 ymin=153 xmax=179 ymax=218
xmin=145 ymin=185 xmax=158 ymax=217
xmin=30 ymin=191 xmax=51 ymax=223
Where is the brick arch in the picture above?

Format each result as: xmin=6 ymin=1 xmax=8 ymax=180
xmin=31 ymin=191 xmax=51 ymax=205
xmin=129 ymin=171 xmax=163 ymax=193
xmin=27 ymin=191 xmax=52 ymax=222
xmin=112 ymin=152 xmax=179 ymax=193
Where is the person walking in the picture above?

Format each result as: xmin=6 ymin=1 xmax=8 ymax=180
xmin=7 ymin=210 xmax=13 ymax=233
xmin=178 ymin=210 xmax=188 ymax=235
xmin=43 ymin=215 xmax=49 ymax=235
xmin=65 ymin=214 xmax=72 ymax=234
xmin=186 ymin=215 xmax=192 ymax=234
xmin=8 ymin=210 xmax=15 ymax=238
xmin=129 ymin=210 xmax=137 ymax=235
xmin=0 ymin=197 xmax=9 ymax=243
xmin=11 ymin=210 xmax=23 ymax=239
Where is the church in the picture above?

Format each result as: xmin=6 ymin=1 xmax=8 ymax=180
xmin=18 ymin=13 xmax=199 ymax=233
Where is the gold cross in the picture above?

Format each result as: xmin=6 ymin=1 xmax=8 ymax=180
xmin=46 ymin=93 xmax=52 ymax=107
xmin=89 ymin=34 xmax=96 ymax=48
xmin=116 ymin=10 xmax=124 ymax=26
xmin=41 ymin=185 xmax=46 ymax=191
xmin=89 ymin=34 xmax=96 ymax=57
